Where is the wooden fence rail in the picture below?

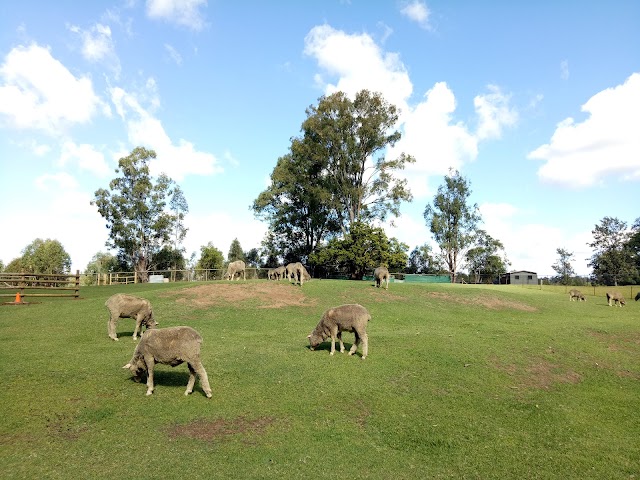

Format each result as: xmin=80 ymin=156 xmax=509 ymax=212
xmin=0 ymin=270 xmax=80 ymax=299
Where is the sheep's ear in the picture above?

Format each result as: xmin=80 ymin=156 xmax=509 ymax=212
xmin=122 ymin=363 xmax=131 ymax=369
xmin=307 ymin=334 xmax=311 ymax=338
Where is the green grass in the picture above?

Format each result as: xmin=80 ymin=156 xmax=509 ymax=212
xmin=1 ymin=280 xmax=638 ymax=479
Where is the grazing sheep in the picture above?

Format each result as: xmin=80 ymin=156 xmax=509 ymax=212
xmin=285 ymin=262 xmax=297 ymax=281
xmin=224 ymin=260 xmax=246 ymax=281
xmin=267 ymin=268 xmax=277 ymax=280
xmin=606 ymin=291 xmax=626 ymax=307
xmin=122 ymin=326 xmax=212 ymax=398
xmin=569 ymin=289 xmax=586 ymax=302
xmin=274 ymin=265 xmax=286 ymax=280
xmin=290 ymin=262 xmax=310 ymax=286
xmin=374 ymin=266 xmax=390 ymax=290
xmin=105 ymin=293 xmax=157 ymax=341
xmin=308 ymin=304 xmax=370 ymax=359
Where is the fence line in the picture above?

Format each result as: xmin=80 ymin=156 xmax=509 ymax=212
xmin=0 ymin=270 xmax=81 ymax=299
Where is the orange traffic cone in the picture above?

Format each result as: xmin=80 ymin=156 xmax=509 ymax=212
xmin=15 ymin=292 xmax=22 ymax=303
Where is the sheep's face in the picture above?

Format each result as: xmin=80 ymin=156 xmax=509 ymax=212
xmin=308 ymin=332 xmax=324 ymax=350
xmin=123 ymin=357 xmax=147 ymax=382
xmin=144 ymin=314 xmax=158 ymax=329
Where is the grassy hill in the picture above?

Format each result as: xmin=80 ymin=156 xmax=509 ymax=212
xmin=1 ymin=280 xmax=638 ymax=479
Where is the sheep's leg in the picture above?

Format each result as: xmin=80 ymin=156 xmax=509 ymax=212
xmin=133 ymin=315 xmax=143 ymax=340
xmin=108 ymin=314 xmax=119 ymax=341
xmin=144 ymin=355 xmax=155 ymax=395
xmin=361 ymin=332 xmax=368 ymax=360
xmin=329 ymin=326 xmax=339 ymax=355
xmin=349 ymin=331 xmax=360 ymax=356
xmin=185 ymin=364 xmax=197 ymax=395
xmin=193 ymin=361 xmax=212 ymax=398
xmin=337 ymin=331 xmax=346 ymax=353
xmin=385 ymin=277 xmax=389 ymax=290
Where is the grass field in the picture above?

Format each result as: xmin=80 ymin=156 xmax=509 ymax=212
xmin=1 ymin=280 xmax=638 ymax=479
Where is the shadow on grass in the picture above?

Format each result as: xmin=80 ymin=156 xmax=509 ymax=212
xmin=124 ymin=370 xmax=210 ymax=397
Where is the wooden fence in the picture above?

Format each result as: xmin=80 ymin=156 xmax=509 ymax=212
xmin=0 ymin=270 xmax=80 ymax=299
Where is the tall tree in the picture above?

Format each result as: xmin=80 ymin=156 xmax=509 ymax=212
xmin=551 ymin=248 xmax=575 ymax=286
xmin=626 ymin=217 xmax=640 ymax=283
xmin=253 ymin=89 xmax=415 ymax=261
xmin=587 ymin=216 xmax=635 ymax=286
xmin=253 ymin=138 xmax=337 ymax=262
xmin=302 ymin=89 xmax=415 ymax=233
xmin=466 ymin=231 xmax=510 ymax=283
xmin=424 ymin=169 xmax=482 ymax=283
xmin=227 ymin=238 xmax=245 ymax=263
xmin=20 ymin=238 xmax=71 ymax=274
xmin=92 ymin=147 xmax=186 ymax=282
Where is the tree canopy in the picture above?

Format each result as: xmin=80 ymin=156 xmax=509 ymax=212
xmin=551 ymin=248 xmax=575 ymax=286
xmin=196 ymin=242 xmax=224 ymax=271
xmin=424 ymin=169 xmax=482 ymax=283
xmin=227 ymin=238 xmax=245 ymax=263
xmin=253 ymin=89 xmax=415 ymax=262
xmin=466 ymin=231 xmax=510 ymax=283
xmin=587 ymin=216 xmax=636 ymax=285
xmin=92 ymin=147 xmax=187 ymax=282
xmin=309 ymin=221 xmax=409 ymax=279
xmin=6 ymin=238 xmax=72 ymax=274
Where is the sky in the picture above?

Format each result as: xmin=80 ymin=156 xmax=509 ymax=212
xmin=1 ymin=0 xmax=639 ymax=276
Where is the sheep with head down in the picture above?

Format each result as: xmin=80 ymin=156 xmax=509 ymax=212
xmin=374 ymin=266 xmax=390 ymax=290
xmin=224 ymin=260 xmax=246 ymax=281
xmin=308 ymin=304 xmax=370 ymax=359
xmin=105 ymin=293 xmax=157 ymax=341
xmin=123 ymin=326 xmax=212 ymax=398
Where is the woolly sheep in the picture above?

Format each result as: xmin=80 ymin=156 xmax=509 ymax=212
xmin=374 ymin=266 xmax=390 ymax=290
xmin=105 ymin=293 xmax=157 ymax=341
xmin=606 ymin=291 xmax=626 ymax=307
xmin=224 ymin=260 xmax=246 ymax=281
xmin=308 ymin=304 xmax=370 ymax=359
xmin=290 ymin=262 xmax=310 ymax=286
xmin=122 ymin=326 xmax=212 ymax=398
xmin=568 ymin=289 xmax=585 ymax=302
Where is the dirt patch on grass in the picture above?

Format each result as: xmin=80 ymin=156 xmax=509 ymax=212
xmin=161 ymin=283 xmax=316 ymax=309
xmin=589 ymin=330 xmax=640 ymax=353
xmin=490 ymin=355 xmax=582 ymax=391
xmin=427 ymin=291 xmax=537 ymax=312
xmin=168 ymin=416 xmax=276 ymax=443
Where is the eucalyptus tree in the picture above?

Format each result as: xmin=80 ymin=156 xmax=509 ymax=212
xmin=587 ymin=216 xmax=635 ymax=285
xmin=253 ymin=89 xmax=415 ymax=261
xmin=18 ymin=238 xmax=71 ymax=274
xmin=424 ymin=169 xmax=482 ymax=283
xmin=551 ymin=248 xmax=575 ymax=286
xmin=92 ymin=146 xmax=187 ymax=282
xmin=466 ymin=231 xmax=510 ymax=283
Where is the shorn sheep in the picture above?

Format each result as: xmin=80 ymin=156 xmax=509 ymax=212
xmin=308 ymin=304 xmax=370 ymax=359
xmin=123 ymin=326 xmax=212 ymax=398
xmin=290 ymin=262 xmax=310 ymax=286
xmin=224 ymin=260 xmax=246 ymax=281
xmin=374 ymin=266 xmax=390 ymax=290
xmin=606 ymin=291 xmax=626 ymax=307
xmin=568 ymin=289 xmax=586 ymax=301
xmin=105 ymin=293 xmax=157 ymax=341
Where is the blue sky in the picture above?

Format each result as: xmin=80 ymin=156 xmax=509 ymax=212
xmin=1 ymin=0 xmax=639 ymax=276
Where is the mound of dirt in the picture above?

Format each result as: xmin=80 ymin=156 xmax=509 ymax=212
xmin=161 ymin=282 xmax=316 ymax=309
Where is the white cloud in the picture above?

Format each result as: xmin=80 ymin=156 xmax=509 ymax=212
xmin=474 ymin=84 xmax=518 ymax=140
xmin=109 ymin=85 xmax=221 ymax=180
xmin=400 ymin=1 xmax=433 ymax=31
xmin=35 ymin=172 xmax=79 ymax=191
xmin=69 ymin=22 xmax=121 ymax=77
xmin=183 ymin=211 xmax=267 ymax=261
xmin=389 ymin=82 xmax=478 ymax=198
xmin=146 ymin=0 xmax=208 ymax=31
xmin=164 ymin=43 xmax=183 ymax=65
xmin=59 ymin=141 xmax=111 ymax=177
xmin=303 ymin=24 xmax=413 ymax=114
xmin=0 ymin=44 xmax=109 ymax=134
xmin=560 ymin=60 xmax=569 ymax=81
xmin=479 ymin=202 xmax=591 ymax=275
xmin=528 ymin=72 xmax=640 ymax=188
